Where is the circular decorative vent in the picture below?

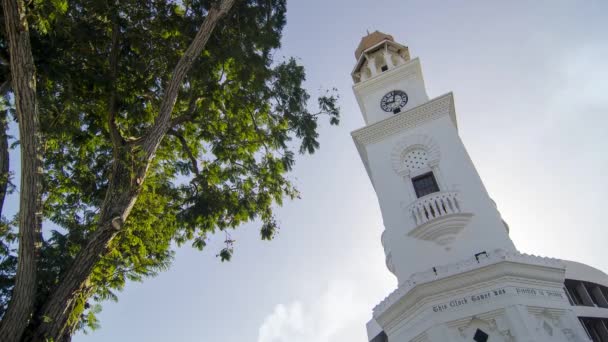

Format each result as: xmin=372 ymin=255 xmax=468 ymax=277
xmin=403 ymin=149 xmax=429 ymax=171
xmin=390 ymin=135 xmax=440 ymax=176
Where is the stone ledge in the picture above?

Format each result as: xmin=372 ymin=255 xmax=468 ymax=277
xmin=373 ymin=249 xmax=565 ymax=317
xmin=352 ymin=92 xmax=456 ymax=147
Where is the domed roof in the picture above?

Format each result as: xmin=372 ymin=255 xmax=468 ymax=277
xmin=355 ymin=31 xmax=394 ymax=59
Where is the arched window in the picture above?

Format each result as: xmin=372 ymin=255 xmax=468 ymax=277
xmin=391 ymin=135 xmax=443 ymax=200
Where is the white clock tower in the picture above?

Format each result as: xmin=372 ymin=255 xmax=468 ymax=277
xmin=351 ymin=32 xmax=608 ymax=342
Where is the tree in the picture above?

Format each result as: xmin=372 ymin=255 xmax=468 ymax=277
xmin=0 ymin=0 xmax=340 ymax=340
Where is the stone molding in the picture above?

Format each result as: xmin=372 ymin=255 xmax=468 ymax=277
xmin=447 ymin=308 xmax=505 ymax=328
xmin=456 ymin=315 xmax=514 ymax=342
xmin=352 ymin=57 xmax=421 ymax=92
xmin=352 ymin=92 xmax=457 ymax=147
xmin=407 ymin=213 xmax=473 ymax=249
xmin=373 ymin=249 xmax=565 ymax=317
xmin=351 ymin=93 xmax=457 ymax=184
xmin=381 ymin=279 xmax=569 ymax=337
xmin=572 ymin=305 xmax=608 ymax=319
xmin=529 ymin=308 xmax=582 ymax=341
xmin=410 ymin=332 xmax=430 ymax=342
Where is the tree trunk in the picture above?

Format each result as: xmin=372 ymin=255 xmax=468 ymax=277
xmin=28 ymin=148 xmax=140 ymax=341
xmin=0 ymin=0 xmax=41 ymax=340
xmin=27 ymin=1 xmax=235 ymax=340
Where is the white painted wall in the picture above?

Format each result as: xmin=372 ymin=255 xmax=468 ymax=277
xmin=365 ymin=114 xmax=516 ymax=282
xmin=353 ymin=56 xmax=516 ymax=283
xmin=353 ymin=58 xmax=429 ymax=125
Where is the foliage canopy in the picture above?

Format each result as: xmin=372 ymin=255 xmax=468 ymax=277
xmin=0 ymin=0 xmax=339 ymax=339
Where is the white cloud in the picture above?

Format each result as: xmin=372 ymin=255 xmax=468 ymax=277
xmin=257 ymin=279 xmax=368 ymax=342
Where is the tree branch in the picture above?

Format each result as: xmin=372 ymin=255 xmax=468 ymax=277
xmin=126 ymin=102 xmax=196 ymax=147
xmin=107 ymin=20 xmax=124 ymax=148
xmin=168 ymin=129 xmax=199 ymax=175
xmin=141 ymin=0 xmax=236 ymax=158
xmin=169 ymin=93 xmax=199 ymax=128
xmin=170 ymin=114 xmax=192 ymax=128
xmin=247 ymin=107 xmax=270 ymax=154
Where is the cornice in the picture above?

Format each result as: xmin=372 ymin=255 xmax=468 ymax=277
xmin=572 ymin=305 xmax=608 ymax=319
xmin=352 ymin=92 xmax=457 ymax=148
xmin=384 ymin=274 xmax=568 ymax=338
xmin=351 ymin=93 xmax=456 ymax=183
xmin=373 ymin=249 xmax=566 ymax=322
xmin=352 ymin=57 xmax=422 ymax=93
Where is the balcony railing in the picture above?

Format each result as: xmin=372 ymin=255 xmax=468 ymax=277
xmin=410 ymin=191 xmax=461 ymax=225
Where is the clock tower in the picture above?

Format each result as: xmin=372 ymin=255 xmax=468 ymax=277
xmin=351 ymin=32 xmax=603 ymax=342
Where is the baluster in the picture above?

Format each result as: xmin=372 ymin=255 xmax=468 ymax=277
xmin=414 ymin=204 xmax=422 ymax=225
xmin=441 ymin=196 xmax=449 ymax=215
xmin=436 ymin=198 xmax=446 ymax=216
xmin=444 ymin=196 xmax=454 ymax=214
xmin=410 ymin=192 xmax=466 ymax=225
xmin=423 ymin=202 xmax=432 ymax=222
xmin=419 ymin=204 xmax=426 ymax=223
xmin=431 ymin=199 xmax=440 ymax=218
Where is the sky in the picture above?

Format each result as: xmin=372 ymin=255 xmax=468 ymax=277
xmin=38 ymin=0 xmax=608 ymax=341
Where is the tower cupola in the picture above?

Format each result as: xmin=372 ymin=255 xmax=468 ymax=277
xmin=352 ymin=30 xmax=411 ymax=83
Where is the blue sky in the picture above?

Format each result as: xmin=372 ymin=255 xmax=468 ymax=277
xmin=61 ymin=1 xmax=608 ymax=341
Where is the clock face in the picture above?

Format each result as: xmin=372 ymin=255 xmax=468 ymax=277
xmin=380 ymin=90 xmax=408 ymax=113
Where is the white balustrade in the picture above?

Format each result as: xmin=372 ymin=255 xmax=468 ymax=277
xmin=409 ymin=191 xmax=460 ymax=225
